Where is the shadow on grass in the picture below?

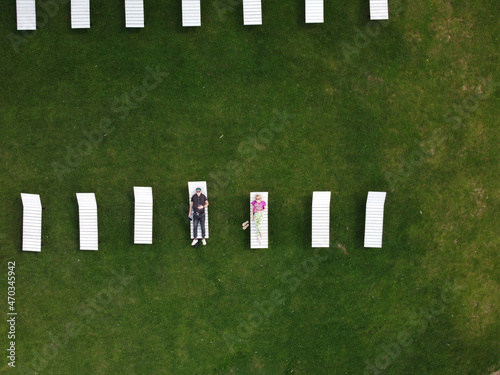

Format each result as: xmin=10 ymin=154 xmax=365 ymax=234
xmin=302 ymin=193 xmax=311 ymax=248
xmin=129 ymin=188 xmax=134 ymax=245
xmin=297 ymin=0 xmax=305 ymax=27
xmin=358 ymin=0 xmax=370 ymax=24
xmin=354 ymin=193 xmax=365 ymax=249
xmin=18 ymin=196 xmax=23 ymax=252
xmin=74 ymin=195 xmax=80 ymax=250
xmin=238 ymin=194 xmax=251 ymax=250
xmin=178 ymin=185 xmax=190 ymax=244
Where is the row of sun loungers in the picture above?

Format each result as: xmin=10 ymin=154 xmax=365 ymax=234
xmin=16 ymin=0 xmax=389 ymax=30
xmin=21 ymin=188 xmax=152 ymax=251
xmin=20 ymin=188 xmax=386 ymax=251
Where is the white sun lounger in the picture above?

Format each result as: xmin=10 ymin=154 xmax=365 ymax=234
xmin=250 ymin=192 xmax=268 ymax=249
xmin=125 ymin=0 xmax=144 ymax=28
xmin=21 ymin=193 xmax=42 ymax=252
xmin=16 ymin=0 xmax=36 ymax=30
xmin=364 ymin=191 xmax=387 ymax=248
xmin=134 ymin=187 xmax=153 ymax=244
xmin=188 ymin=181 xmax=209 ymax=239
xmin=370 ymin=0 xmax=389 ymax=20
xmin=312 ymin=191 xmax=330 ymax=248
xmin=243 ymin=0 xmax=262 ymax=25
xmin=182 ymin=0 xmax=201 ymax=27
xmin=305 ymin=0 xmax=323 ymax=23
xmin=76 ymin=193 xmax=98 ymax=250
xmin=71 ymin=0 xmax=90 ymax=29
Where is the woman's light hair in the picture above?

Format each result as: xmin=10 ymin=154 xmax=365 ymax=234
xmin=255 ymin=195 xmax=262 ymax=200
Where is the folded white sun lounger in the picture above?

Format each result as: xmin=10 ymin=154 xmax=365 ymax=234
xmin=125 ymin=0 xmax=144 ymax=28
xmin=76 ymin=193 xmax=98 ymax=250
xmin=71 ymin=0 xmax=90 ymax=29
xmin=364 ymin=191 xmax=387 ymax=248
xmin=312 ymin=191 xmax=330 ymax=248
xmin=243 ymin=0 xmax=262 ymax=25
xmin=134 ymin=186 xmax=153 ymax=244
xmin=305 ymin=0 xmax=324 ymax=24
xmin=21 ymin=193 xmax=42 ymax=252
xmin=370 ymin=0 xmax=389 ymax=20
xmin=182 ymin=0 xmax=201 ymax=27
xmin=16 ymin=0 xmax=36 ymax=30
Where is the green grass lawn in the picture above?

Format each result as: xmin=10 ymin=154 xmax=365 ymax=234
xmin=0 ymin=0 xmax=499 ymax=374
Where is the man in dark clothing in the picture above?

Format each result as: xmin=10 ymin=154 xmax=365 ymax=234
xmin=188 ymin=187 xmax=209 ymax=246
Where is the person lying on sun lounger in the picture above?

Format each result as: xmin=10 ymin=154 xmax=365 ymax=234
xmin=251 ymin=194 xmax=266 ymax=245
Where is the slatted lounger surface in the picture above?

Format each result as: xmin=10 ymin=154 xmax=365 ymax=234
xmin=188 ymin=181 xmax=209 ymax=239
xmin=370 ymin=0 xmax=389 ymax=20
xmin=182 ymin=0 xmax=201 ymax=27
xmin=250 ymin=192 xmax=268 ymax=249
xmin=76 ymin=193 xmax=98 ymax=250
xmin=16 ymin=0 xmax=36 ymax=30
xmin=71 ymin=0 xmax=90 ymax=29
xmin=125 ymin=0 xmax=144 ymax=28
xmin=364 ymin=191 xmax=387 ymax=248
xmin=243 ymin=0 xmax=262 ymax=25
xmin=21 ymin=193 xmax=42 ymax=252
xmin=134 ymin=186 xmax=153 ymax=244
xmin=305 ymin=0 xmax=324 ymax=24
xmin=311 ymin=191 xmax=330 ymax=248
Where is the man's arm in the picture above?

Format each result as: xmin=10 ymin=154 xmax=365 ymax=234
xmin=204 ymin=199 xmax=209 ymax=208
xmin=188 ymin=202 xmax=193 ymax=217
